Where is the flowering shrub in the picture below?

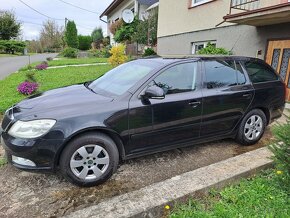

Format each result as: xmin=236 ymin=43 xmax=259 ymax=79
xmin=108 ymin=44 xmax=128 ymax=67
xmin=17 ymin=81 xmax=39 ymax=95
xmin=35 ymin=62 xmax=48 ymax=70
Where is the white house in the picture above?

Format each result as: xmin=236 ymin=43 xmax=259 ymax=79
xmin=100 ymin=0 xmax=159 ymax=45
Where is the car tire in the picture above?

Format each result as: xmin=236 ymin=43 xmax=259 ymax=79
xmin=236 ymin=109 xmax=267 ymax=146
xmin=59 ymin=132 xmax=119 ymax=187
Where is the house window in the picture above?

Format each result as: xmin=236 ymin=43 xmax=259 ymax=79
xmin=191 ymin=41 xmax=216 ymax=54
xmin=191 ymin=0 xmax=214 ymax=7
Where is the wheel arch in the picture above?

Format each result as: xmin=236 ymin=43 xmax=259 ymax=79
xmin=253 ymin=107 xmax=270 ymax=125
xmin=55 ymin=128 xmax=126 ymax=167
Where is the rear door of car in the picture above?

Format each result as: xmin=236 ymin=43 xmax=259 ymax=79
xmin=200 ymin=59 xmax=254 ymax=137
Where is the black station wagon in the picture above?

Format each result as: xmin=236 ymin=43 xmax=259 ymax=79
xmin=0 ymin=56 xmax=286 ymax=186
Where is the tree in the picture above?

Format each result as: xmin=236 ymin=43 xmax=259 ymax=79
xmin=78 ymin=35 xmax=92 ymax=50
xmin=40 ymin=20 xmax=64 ymax=52
xmin=0 ymin=10 xmax=21 ymax=40
xmin=91 ymin=27 xmax=104 ymax=49
xmin=27 ymin=40 xmax=43 ymax=53
xmin=91 ymin=27 xmax=104 ymax=43
xmin=114 ymin=18 xmax=139 ymax=43
xmin=133 ymin=9 xmax=158 ymax=46
xmin=65 ymin=20 xmax=79 ymax=48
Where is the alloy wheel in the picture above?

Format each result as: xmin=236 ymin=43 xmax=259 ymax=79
xmin=244 ymin=115 xmax=263 ymax=141
xmin=70 ymin=145 xmax=110 ymax=180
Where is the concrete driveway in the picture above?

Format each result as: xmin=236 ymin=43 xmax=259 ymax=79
xmin=0 ymin=53 xmax=58 ymax=80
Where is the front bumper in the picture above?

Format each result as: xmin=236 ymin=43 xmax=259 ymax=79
xmin=1 ymin=132 xmax=64 ymax=172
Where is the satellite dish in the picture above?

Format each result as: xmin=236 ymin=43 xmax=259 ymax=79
xmin=122 ymin=9 xmax=134 ymax=24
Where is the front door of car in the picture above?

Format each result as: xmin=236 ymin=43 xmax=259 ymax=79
xmin=201 ymin=60 xmax=254 ymax=137
xmin=128 ymin=61 xmax=202 ymax=154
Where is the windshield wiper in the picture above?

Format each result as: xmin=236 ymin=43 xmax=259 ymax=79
xmin=84 ymin=82 xmax=97 ymax=94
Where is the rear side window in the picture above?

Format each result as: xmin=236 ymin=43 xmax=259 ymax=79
xmin=244 ymin=61 xmax=278 ymax=83
xmin=204 ymin=60 xmax=238 ymax=89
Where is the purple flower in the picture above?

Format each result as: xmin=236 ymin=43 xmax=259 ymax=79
xmin=35 ymin=63 xmax=48 ymax=70
xmin=17 ymin=81 xmax=39 ymax=95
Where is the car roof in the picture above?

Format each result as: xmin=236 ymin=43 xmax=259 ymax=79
xmin=139 ymin=55 xmax=261 ymax=64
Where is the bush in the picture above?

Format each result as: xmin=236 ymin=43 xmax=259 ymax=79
xmin=197 ymin=43 xmax=232 ymax=55
xmin=35 ymin=62 xmax=48 ymax=70
xmin=143 ymin=47 xmax=156 ymax=57
xmin=25 ymin=71 xmax=37 ymax=82
xmin=108 ymin=44 xmax=128 ymax=67
xmin=268 ymin=119 xmax=290 ymax=188
xmin=78 ymin=35 xmax=92 ymax=50
xmin=90 ymin=45 xmax=111 ymax=58
xmin=114 ymin=18 xmax=139 ymax=43
xmin=0 ymin=40 xmax=26 ymax=54
xmin=62 ymin=47 xmax=78 ymax=58
xmin=17 ymin=81 xmax=39 ymax=95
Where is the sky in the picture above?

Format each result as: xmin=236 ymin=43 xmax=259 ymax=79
xmin=0 ymin=0 xmax=112 ymax=40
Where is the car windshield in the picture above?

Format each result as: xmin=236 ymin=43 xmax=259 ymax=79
xmin=88 ymin=60 xmax=160 ymax=96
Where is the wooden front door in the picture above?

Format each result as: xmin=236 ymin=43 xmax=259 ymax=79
xmin=266 ymin=39 xmax=290 ymax=101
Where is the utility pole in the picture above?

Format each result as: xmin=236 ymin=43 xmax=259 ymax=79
xmin=65 ymin=17 xmax=68 ymax=28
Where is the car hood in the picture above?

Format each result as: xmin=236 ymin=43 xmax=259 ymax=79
xmin=14 ymin=84 xmax=113 ymax=118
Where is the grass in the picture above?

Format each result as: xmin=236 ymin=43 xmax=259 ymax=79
xmin=0 ymin=157 xmax=7 ymax=167
xmin=0 ymin=64 xmax=112 ymax=113
xmin=170 ymin=169 xmax=290 ymax=218
xmin=20 ymin=57 xmax=109 ymax=70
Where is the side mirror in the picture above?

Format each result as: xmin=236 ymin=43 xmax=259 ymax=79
xmin=144 ymin=85 xmax=165 ymax=99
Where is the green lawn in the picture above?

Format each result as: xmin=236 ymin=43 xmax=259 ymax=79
xmin=0 ymin=64 xmax=112 ymax=113
xmin=170 ymin=170 xmax=290 ymax=218
xmin=20 ymin=57 xmax=109 ymax=70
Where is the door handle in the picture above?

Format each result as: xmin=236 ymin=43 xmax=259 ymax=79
xmin=189 ymin=101 xmax=201 ymax=108
xmin=242 ymin=93 xmax=252 ymax=98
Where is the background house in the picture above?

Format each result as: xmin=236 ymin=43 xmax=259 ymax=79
xmin=100 ymin=0 xmax=158 ymax=46
xmin=157 ymin=0 xmax=290 ymax=100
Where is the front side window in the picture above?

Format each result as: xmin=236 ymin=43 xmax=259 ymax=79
xmin=205 ymin=60 xmax=238 ymax=89
xmin=151 ymin=62 xmax=198 ymax=95
xmin=244 ymin=61 xmax=278 ymax=84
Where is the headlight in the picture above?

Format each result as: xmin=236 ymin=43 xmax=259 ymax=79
xmin=8 ymin=119 xmax=56 ymax=139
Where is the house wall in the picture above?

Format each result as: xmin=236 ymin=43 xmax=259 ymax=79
xmin=157 ymin=22 xmax=290 ymax=58
xmin=157 ymin=0 xmax=233 ymax=38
